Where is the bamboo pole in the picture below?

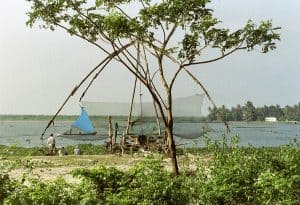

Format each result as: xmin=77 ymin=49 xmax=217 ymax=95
xmin=114 ymin=122 xmax=118 ymax=145
xmin=108 ymin=115 xmax=113 ymax=152
xmin=40 ymin=42 xmax=134 ymax=141
xmin=126 ymin=75 xmax=138 ymax=134
xmin=126 ymin=43 xmax=141 ymax=134
xmin=79 ymin=57 xmax=112 ymax=102
xmin=152 ymin=98 xmax=162 ymax=135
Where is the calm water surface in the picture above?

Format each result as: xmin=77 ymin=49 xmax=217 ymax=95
xmin=0 ymin=120 xmax=299 ymax=147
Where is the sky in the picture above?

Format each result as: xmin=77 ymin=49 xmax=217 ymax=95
xmin=0 ymin=0 xmax=299 ymax=115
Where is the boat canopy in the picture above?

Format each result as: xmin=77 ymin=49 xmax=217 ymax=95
xmin=71 ymin=107 xmax=95 ymax=133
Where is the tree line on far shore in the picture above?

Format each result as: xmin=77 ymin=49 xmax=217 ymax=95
xmin=207 ymin=101 xmax=300 ymax=122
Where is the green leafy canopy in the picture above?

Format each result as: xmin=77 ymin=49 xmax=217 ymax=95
xmin=26 ymin=0 xmax=280 ymax=64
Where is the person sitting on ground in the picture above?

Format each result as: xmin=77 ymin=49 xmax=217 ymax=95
xmin=74 ymin=146 xmax=81 ymax=155
xmin=47 ymin=133 xmax=56 ymax=156
xmin=58 ymin=147 xmax=68 ymax=156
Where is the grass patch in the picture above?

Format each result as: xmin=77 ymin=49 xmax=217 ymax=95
xmin=0 ymin=144 xmax=106 ymax=157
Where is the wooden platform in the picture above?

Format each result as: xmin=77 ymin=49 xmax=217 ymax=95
xmin=105 ymin=133 xmax=169 ymax=154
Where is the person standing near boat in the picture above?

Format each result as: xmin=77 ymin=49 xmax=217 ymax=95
xmin=47 ymin=133 xmax=56 ymax=155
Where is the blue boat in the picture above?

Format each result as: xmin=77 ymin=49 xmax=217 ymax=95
xmin=57 ymin=107 xmax=101 ymax=140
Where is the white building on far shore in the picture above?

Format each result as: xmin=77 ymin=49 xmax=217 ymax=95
xmin=265 ymin=117 xmax=278 ymax=122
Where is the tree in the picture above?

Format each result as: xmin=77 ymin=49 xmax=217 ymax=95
xmin=284 ymin=103 xmax=300 ymax=121
xmin=255 ymin=107 xmax=265 ymax=121
xmin=216 ymin=105 xmax=232 ymax=122
xmin=208 ymin=106 xmax=217 ymax=121
xmin=231 ymin=104 xmax=243 ymax=121
xmin=26 ymin=0 xmax=280 ymax=174
xmin=243 ymin=101 xmax=257 ymax=121
xmin=267 ymin=105 xmax=284 ymax=120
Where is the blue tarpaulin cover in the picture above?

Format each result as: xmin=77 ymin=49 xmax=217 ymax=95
xmin=72 ymin=107 xmax=95 ymax=133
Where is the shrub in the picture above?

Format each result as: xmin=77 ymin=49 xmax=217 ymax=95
xmin=74 ymin=157 xmax=191 ymax=205
xmin=191 ymin=135 xmax=300 ymax=204
xmin=3 ymin=177 xmax=100 ymax=205
xmin=0 ymin=173 xmax=17 ymax=204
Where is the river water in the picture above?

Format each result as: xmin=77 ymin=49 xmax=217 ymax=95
xmin=0 ymin=120 xmax=299 ymax=148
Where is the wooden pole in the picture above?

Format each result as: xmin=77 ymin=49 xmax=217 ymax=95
xmin=114 ymin=122 xmax=118 ymax=145
xmin=152 ymin=98 xmax=162 ymax=135
xmin=126 ymin=76 xmax=138 ymax=134
xmin=40 ymin=42 xmax=134 ymax=140
xmin=126 ymin=43 xmax=141 ymax=134
xmin=108 ymin=116 xmax=113 ymax=152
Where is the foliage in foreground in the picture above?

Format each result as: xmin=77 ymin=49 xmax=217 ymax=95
xmin=0 ymin=144 xmax=105 ymax=157
xmin=1 ymin=137 xmax=299 ymax=205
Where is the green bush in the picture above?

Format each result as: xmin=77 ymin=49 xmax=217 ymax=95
xmin=0 ymin=144 xmax=105 ymax=157
xmin=64 ymin=144 xmax=106 ymax=155
xmin=0 ymin=145 xmax=48 ymax=157
xmin=253 ymin=144 xmax=300 ymax=205
xmin=74 ymin=157 xmax=190 ymax=205
xmin=191 ymin=136 xmax=300 ymax=204
xmin=3 ymin=177 xmax=99 ymax=205
xmin=0 ymin=173 xmax=17 ymax=204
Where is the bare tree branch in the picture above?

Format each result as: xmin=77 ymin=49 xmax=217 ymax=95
xmin=125 ymin=40 xmax=149 ymax=77
xmin=109 ymin=40 xmax=169 ymax=125
xmin=141 ymin=43 xmax=151 ymax=81
xmin=183 ymin=68 xmax=230 ymax=132
xmin=183 ymin=46 xmax=246 ymax=67
xmin=115 ymin=40 xmax=147 ymax=79
xmin=162 ymin=23 xmax=178 ymax=53
xmin=169 ymin=64 xmax=184 ymax=89
xmin=115 ymin=5 xmax=133 ymax=20
xmin=160 ymin=24 xmax=166 ymax=43
xmin=51 ymin=19 xmax=110 ymax=55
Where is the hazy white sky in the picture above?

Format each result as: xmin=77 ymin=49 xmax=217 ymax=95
xmin=0 ymin=0 xmax=299 ymax=115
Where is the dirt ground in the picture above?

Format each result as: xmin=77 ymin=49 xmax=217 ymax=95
xmin=0 ymin=154 xmax=166 ymax=183
xmin=1 ymin=154 xmax=210 ymax=183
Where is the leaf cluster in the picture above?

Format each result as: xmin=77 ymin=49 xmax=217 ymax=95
xmin=26 ymin=0 xmax=148 ymax=41
xmin=26 ymin=0 xmax=280 ymax=64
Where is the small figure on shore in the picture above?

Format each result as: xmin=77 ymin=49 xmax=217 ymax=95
xmin=74 ymin=146 xmax=81 ymax=155
xmin=58 ymin=147 xmax=68 ymax=156
xmin=47 ymin=133 xmax=56 ymax=156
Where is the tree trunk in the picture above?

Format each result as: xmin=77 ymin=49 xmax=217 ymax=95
xmin=165 ymin=109 xmax=179 ymax=175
